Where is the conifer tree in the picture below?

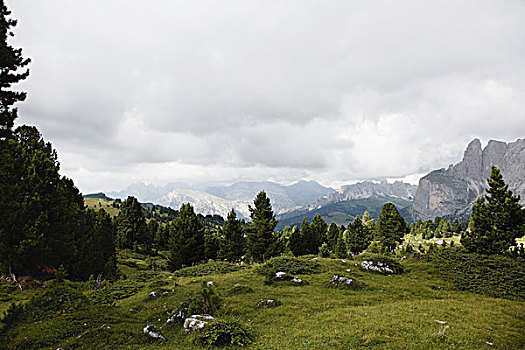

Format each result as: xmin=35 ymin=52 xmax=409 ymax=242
xmin=289 ymin=217 xmax=308 ymax=256
xmin=0 ymin=0 xmax=30 ymax=139
xmin=326 ymin=223 xmax=340 ymax=252
xmin=115 ymin=196 xmax=146 ymax=250
xmin=245 ymin=191 xmax=277 ymax=262
xmin=169 ymin=203 xmax=205 ymax=270
xmin=218 ymin=209 xmax=245 ymax=262
xmin=461 ymin=166 xmax=524 ymax=254
xmin=309 ymin=214 xmax=327 ymax=252
xmin=375 ymin=203 xmax=408 ymax=252
xmin=335 ymin=231 xmax=347 ymax=258
xmin=345 ymin=216 xmax=371 ymax=255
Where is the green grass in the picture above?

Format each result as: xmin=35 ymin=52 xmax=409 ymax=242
xmin=1 ymin=251 xmax=524 ymax=349
xmin=84 ymin=197 xmax=120 ymax=217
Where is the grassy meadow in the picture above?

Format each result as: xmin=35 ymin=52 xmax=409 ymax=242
xmin=1 ymin=249 xmax=524 ymax=349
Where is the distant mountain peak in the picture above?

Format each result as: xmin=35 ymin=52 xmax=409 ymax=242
xmin=410 ymin=137 xmax=525 ymax=221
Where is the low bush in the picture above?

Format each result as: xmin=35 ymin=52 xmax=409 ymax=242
xmin=196 ymin=320 xmax=253 ymax=347
xmin=256 ymin=256 xmax=319 ymax=276
xmin=173 ymin=262 xmax=246 ymax=277
xmin=428 ymin=249 xmax=525 ymax=300
xmin=88 ymin=280 xmax=141 ymax=304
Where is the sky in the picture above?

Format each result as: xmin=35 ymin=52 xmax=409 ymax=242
xmin=8 ymin=0 xmax=525 ymax=193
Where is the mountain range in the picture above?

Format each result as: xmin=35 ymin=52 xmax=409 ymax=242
xmin=107 ymin=180 xmax=334 ymax=219
xmin=102 ymin=137 xmax=525 ymax=226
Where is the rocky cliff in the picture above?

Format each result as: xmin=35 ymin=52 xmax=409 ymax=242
xmin=411 ymin=138 xmax=525 ymax=221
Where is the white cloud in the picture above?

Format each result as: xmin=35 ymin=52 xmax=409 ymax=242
xmin=8 ymin=0 xmax=525 ymax=193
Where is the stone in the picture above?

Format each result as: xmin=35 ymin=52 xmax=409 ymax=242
xmin=257 ymin=299 xmax=282 ymax=308
xmin=361 ymin=260 xmax=394 ymax=274
xmin=183 ymin=315 xmax=214 ymax=332
xmin=149 ymin=291 xmax=156 ymax=297
xmin=143 ymin=325 xmax=166 ymax=341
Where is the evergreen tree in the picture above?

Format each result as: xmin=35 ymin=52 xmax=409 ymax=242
xmin=0 ymin=0 xmax=30 ymax=139
xmin=168 ymin=203 xmax=205 ymax=270
xmin=335 ymin=231 xmax=347 ymax=258
xmin=345 ymin=216 xmax=371 ymax=255
xmin=309 ymin=214 xmax=327 ymax=252
xmin=218 ymin=209 xmax=245 ymax=262
xmin=461 ymin=166 xmax=525 ymax=254
xmin=289 ymin=217 xmax=308 ymax=256
xmin=115 ymin=196 xmax=146 ymax=250
xmin=326 ymin=223 xmax=340 ymax=252
xmin=362 ymin=211 xmax=375 ymax=232
xmin=145 ymin=219 xmax=159 ymax=254
xmin=204 ymin=229 xmax=220 ymax=260
xmin=375 ymin=203 xmax=408 ymax=252
xmin=245 ymin=191 xmax=277 ymax=262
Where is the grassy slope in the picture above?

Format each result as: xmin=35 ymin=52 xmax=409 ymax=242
xmin=84 ymin=197 xmax=120 ymax=217
xmin=1 ymin=251 xmax=524 ymax=349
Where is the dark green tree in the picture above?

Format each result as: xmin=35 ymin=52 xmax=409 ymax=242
xmin=375 ymin=203 xmax=408 ymax=252
xmin=145 ymin=219 xmax=159 ymax=254
xmin=326 ymin=222 xmax=340 ymax=252
xmin=335 ymin=231 xmax=347 ymax=258
xmin=115 ymin=196 xmax=146 ymax=250
xmin=0 ymin=0 xmax=30 ymax=139
xmin=168 ymin=203 xmax=205 ymax=270
xmin=309 ymin=214 xmax=327 ymax=252
xmin=345 ymin=216 xmax=371 ymax=255
xmin=245 ymin=191 xmax=277 ymax=262
xmin=461 ymin=166 xmax=525 ymax=254
xmin=218 ymin=209 xmax=245 ymax=262
xmin=289 ymin=217 xmax=308 ymax=256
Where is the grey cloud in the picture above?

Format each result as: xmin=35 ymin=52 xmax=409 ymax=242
xmin=7 ymin=0 xmax=525 ymax=192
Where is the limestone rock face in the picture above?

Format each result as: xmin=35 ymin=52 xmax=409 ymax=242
xmin=411 ymin=138 xmax=525 ymax=221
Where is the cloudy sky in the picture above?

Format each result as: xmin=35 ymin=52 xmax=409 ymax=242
xmin=8 ymin=0 xmax=525 ymax=193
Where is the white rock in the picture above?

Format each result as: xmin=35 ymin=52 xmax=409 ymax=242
xmin=291 ymin=277 xmax=302 ymax=283
xmin=183 ymin=315 xmax=215 ymax=332
xmin=275 ymin=271 xmax=287 ymax=279
xmin=206 ymin=281 xmax=214 ymax=286
xmin=143 ymin=325 xmax=166 ymax=341
xmin=149 ymin=291 xmax=156 ymax=297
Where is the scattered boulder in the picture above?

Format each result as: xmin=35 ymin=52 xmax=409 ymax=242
xmin=183 ymin=315 xmax=215 ymax=332
xmin=360 ymin=257 xmax=404 ymax=274
xmin=143 ymin=324 xmax=166 ymax=341
xmin=257 ymin=299 xmax=282 ymax=308
xmin=149 ymin=291 xmax=157 ymax=298
xmin=266 ymin=271 xmax=306 ymax=285
xmin=328 ymin=275 xmax=363 ymax=290
xmin=166 ymin=301 xmax=190 ymax=324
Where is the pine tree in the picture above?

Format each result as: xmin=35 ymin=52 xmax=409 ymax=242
xmin=115 ymin=196 xmax=146 ymax=250
xmin=326 ymin=223 xmax=340 ymax=252
xmin=145 ymin=219 xmax=159 ymax=254
xmin=309 ymin=215 xmax=327 ymax=253
xmin=168 ymin=203 xmax=205 ymax=270
xmin=375 ymin=203 xmax=408 ymax=252
xmin=289 ymin=217 xmax=308 ymax=256
xmin=345 ymin=216 xmax=371 ymax=255
xmin=245 ymin=191 xmax=277 ymax=262
xmin=461 ymin=166 xmax=524 ymax=254
xmin=335 ymin=231 xmax=347 ymax=258
xmin=218 ymin=209 xmax=245 ymax=262
xmin=0 ymin=0 xmax=30 ymax=139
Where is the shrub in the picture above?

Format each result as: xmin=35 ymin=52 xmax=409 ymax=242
xmin=188 ymin=281 xmax=222 ymax=316
xmin=428 ymin=249 xmax=525 ymax=300
xmin=256 ymin=256 xmax=319 ymax=276
xmin=196 ymin=320 xmax=253 ymax=346
xmin=173 ymin=262 xmax=246 ymax=277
